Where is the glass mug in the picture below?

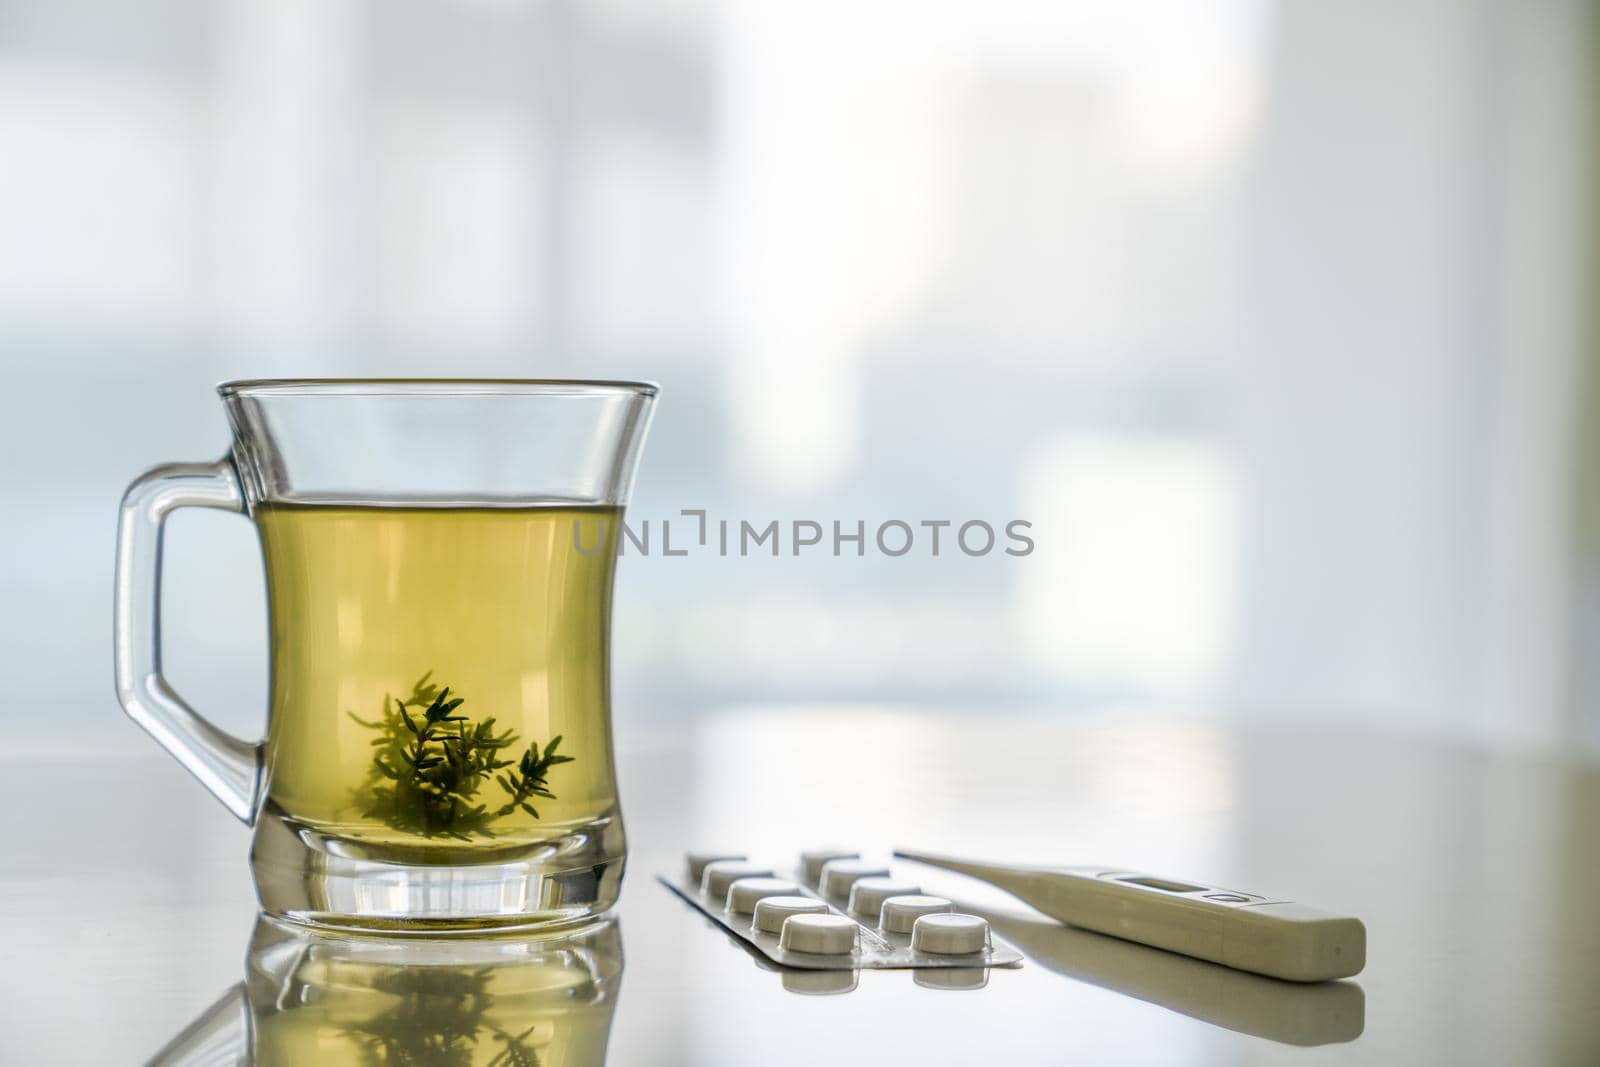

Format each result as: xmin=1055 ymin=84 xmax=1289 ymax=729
xmin=114 ymin=379 xmax=656 ymax=932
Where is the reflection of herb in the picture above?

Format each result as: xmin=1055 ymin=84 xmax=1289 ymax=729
xmin=349 ymin=672 xmax=574 ymax=839
xmin=342 ymin=965 xmax=542 ymax=1067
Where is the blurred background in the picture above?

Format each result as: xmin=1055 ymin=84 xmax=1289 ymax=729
xmin=1 ymin=0 xmax=1597 ymax=751
xmin=2 ymin=3 xmax=1600 ymax=1063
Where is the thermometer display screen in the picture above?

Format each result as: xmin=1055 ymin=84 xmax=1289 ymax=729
xmin=1116 ymin=876 xmax=1208 ymax=894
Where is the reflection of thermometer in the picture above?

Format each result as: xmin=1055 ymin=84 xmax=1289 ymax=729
xmin=894 ymin=849 xmax=1365 ymax=983
xmin=978 ymin=911 xmax=1364 ymax=1045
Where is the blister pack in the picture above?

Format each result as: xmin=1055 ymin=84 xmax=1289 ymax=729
xmin=658 ymin=849 xmax=1023 ymax=971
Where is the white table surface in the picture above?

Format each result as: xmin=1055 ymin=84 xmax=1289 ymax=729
xmin=3 ymin=707 xmax=1596 ymax=1065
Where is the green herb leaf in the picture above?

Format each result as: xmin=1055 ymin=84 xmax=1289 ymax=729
xmin=351 ymin=671 xmax=573 ymax=839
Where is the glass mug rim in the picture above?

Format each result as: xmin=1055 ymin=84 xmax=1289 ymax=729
xmin=218 ymin=376 xmax=659 ymax=398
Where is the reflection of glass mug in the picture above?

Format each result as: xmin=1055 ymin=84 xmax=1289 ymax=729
xmin=148 ymin=917 xmax=625 ymax=1065
xmin=115 ymin=380 xmax=656 ymax=931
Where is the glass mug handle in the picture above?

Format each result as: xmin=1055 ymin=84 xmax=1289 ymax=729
xmin=114 ymin=457 xmax=262 ymax=822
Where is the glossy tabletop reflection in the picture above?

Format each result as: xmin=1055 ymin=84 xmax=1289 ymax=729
xmin=3 ymin=709 xmax=1597 ymax=1065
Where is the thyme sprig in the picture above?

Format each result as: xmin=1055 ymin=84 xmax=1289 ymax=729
xmin=495 ymin=735 xmax=574 ymax=820
xmin=349 ymin=672 xmax=572 ymax=839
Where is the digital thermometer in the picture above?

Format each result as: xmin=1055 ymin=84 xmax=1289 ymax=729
xmin=894 ymin=849 xmax=1365 ymax=982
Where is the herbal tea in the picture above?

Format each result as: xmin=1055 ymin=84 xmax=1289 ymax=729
xmin=258 ymin=504 xmax=621 ymax=853
xmin=120 ymin=380 xmax=652 ymax=928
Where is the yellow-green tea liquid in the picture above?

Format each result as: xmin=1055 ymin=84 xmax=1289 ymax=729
xmin=257 ymin=504 xmax=621 ymax=852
